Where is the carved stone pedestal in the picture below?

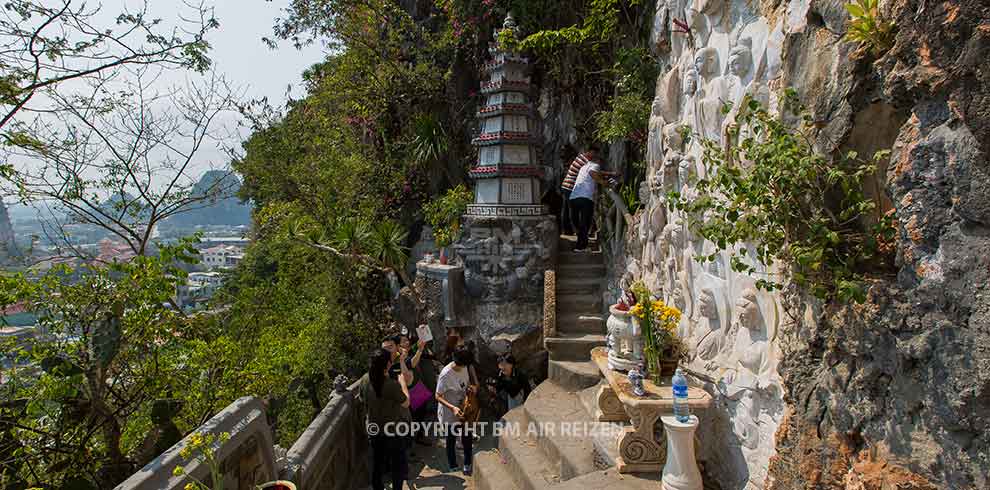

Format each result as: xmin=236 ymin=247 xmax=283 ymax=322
xmin=595 ymin=383 xmax=630 ymax=422
xmin=617 ymin=404 xmax=665 ymax=473
xmin=590 ymin=347 xmax=711 ymax=474
xmin=661 ymin=415 xmax=702 ymax=490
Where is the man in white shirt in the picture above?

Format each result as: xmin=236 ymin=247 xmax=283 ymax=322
xmin=568 ymin=147 xmax=619 ymax=251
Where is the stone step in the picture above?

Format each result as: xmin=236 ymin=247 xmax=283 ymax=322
xmin=577 ymin=383 xmax=625 ymax=467
xmin=551 ymin=467 xmax=662 ymax=490
xmin=557 ymin=235 xmax=598 ymax=248
xmin=523 ymin=381 xmax=602 ymax=481
xmin=473 ymin=449 xmax=522 ymax=490
xmin=558 ymin=251 xmax=604 ymax=266
xmin=548 ymin=360 xmax=601 ymax=391
xmin=556 ymin=262 xmax=607 ymax=277
xmin=545 ymin=333 xmax=607 ymax=362
xmin=556 ymin=293 xmax=603 ymax=315
xmin=556 ymin=276 xmax=603 ymax=295
xmin=556 ymin=313 xmax=605 ymax=335
xmin=498 ymin=409 xmax=560 ymax=490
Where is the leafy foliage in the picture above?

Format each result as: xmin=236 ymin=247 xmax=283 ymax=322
xmin=0 ymin=242 xmax=203 ymax=488
xmin=618 ymin=176 xmax=644 ymax=214
xmin=424 ymin=185 xmax=473 ymax=248
xmin=844 ymin=0 xmax=896 ymax=56
xmin=669 ymin=89 xmax=896 ymax=303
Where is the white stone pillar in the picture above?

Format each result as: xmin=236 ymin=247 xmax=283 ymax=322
xmin=661 ymin=415 xmax=702 ymax=490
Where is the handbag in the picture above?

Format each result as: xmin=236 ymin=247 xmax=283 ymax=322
xmin=408 ymin=381 xmax=432 ymax=411
xmin=458 ymin=366 xmax=481 ymax=423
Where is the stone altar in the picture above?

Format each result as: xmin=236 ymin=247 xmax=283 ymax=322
xmin=591 ymin=347 xmax=712 ymax=474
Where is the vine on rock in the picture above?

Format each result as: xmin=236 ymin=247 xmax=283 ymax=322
xmin=670 ymin=89 xmax=896 ymax=303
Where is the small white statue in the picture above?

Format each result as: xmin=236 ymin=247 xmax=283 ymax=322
xmin=628 ymin=364 xmax=647 ymax=397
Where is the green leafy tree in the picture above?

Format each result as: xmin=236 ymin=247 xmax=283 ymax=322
xmin=0 ymin=243 xmax=202 ymax=488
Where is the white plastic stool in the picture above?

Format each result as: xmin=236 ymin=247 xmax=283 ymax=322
xmin=661 ymin=415 xmax=702 ymax=490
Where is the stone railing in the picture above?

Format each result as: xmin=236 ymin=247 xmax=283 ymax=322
xmin=115 ymin=397 xmax=277 ymax=490
xmin=280 ymin=377 xmax=368 ymax=490
xmin=116 ymin=379 xmax=369 ymax=490
xmin=543 ymin=269 xmax=556 ymax=342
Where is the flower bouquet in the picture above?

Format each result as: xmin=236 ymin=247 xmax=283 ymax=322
xmin=629 ymin=282 xmax=684 ymax=384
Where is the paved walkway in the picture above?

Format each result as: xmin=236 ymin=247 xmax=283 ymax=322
xmin=364 ymin=426 xmax=498 ymax=490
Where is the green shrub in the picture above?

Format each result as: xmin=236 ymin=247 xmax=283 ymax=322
xmin=670 ymin=89 xmax=896 ymax=303
xmin=845 ymin=0 xmax=896 ymax=56
xmin=424 ymin=185 xmax=473 ymax=248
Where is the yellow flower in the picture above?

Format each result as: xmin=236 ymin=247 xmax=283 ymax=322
xmin=184 ymin=483 xmax=196 ymax=490
xmin=630 ymin=303 xmax=644 ymax=318
xmin=172 ymin=466 xmax=185 ymax=477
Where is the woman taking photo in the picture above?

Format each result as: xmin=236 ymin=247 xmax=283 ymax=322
xmin=363 ymin=348 xmax=411 ymax=490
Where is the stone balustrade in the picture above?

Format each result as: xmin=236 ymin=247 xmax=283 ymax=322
xmin=116 ymin=379 xmax=369 ymax=490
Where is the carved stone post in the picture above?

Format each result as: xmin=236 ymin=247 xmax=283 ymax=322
xmin=616 ymin=404 xmax=665 ymax=473
xmin=661 ymin=415 xmax=702 ymax=490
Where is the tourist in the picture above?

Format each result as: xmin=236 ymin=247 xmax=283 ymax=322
xmin=488 ymin=354 xmax=531 ymax=412
xmin=435 ymin=345 xmax=478 ymax=475
xmin=363 ymin=348 xmax=411 ymax=490
xmin=569 ymin=146 xmax=619 ymax=252
xmin=381 ymin=336 xmax=405 ymax=382
xmin=560 ymin=146 xmax=595 ymax=236
xmin=398 ymin=331 xmax=434 ymax=445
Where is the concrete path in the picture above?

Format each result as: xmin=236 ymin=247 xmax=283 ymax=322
xmin=362 ymin=427 xmax=498 ymax=490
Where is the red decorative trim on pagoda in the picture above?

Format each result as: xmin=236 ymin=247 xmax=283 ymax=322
xmin=472 ymin=131 xmax=536 ymax=146
xmin=468 ymin=165 xmax=544 ymax=178
xmin=477 ymin=103 xmax=531 ymax=116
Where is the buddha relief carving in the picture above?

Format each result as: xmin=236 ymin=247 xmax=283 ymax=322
xmin=726 ymin=38 xmax=754 ymax=103
xmin=648 ymin=97 xmax=668 ymax=168
xmin=661 ymin=151 xmax=682 ymax=192
xmin=694 ymin=47 xmax=727 ymax=142
xmin=693 ymin=286 xmax=725 ymax=361
xmin=729 ymin=288 xmax=769 ymax=377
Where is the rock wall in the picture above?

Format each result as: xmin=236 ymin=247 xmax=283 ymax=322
xmin=625 ymin=0 xmax=990 ymax=489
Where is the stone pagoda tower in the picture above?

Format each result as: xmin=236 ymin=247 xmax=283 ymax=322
xmin=453 ymin=13 xmax=557 ymax=358
xmin=467 ymin=14 xmax=545 ymax=217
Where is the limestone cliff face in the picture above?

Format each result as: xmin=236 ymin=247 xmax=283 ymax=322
xmin=614 ymin=0 xmax=990 ymax=489
xmin=768 ymin=0 xmax=990 ymax=489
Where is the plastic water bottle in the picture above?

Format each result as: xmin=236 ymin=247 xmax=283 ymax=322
xmin=672 ymin=368 xmax=691 ymax=423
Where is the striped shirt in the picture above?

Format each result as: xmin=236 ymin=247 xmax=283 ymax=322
xmin=561 ymin=152 xmax=593 ymax=191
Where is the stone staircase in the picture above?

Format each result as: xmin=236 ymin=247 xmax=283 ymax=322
xmin=473 ymin=381 xmax=660 ymax=490
xmin=544 ymin=236 xmax=608 ymax=392
xmin=472 ymin=237 xmax=660 ymax=490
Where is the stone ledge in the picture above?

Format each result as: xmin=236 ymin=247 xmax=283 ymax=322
xmin=115 ymin=397 xmax=276 ymax=490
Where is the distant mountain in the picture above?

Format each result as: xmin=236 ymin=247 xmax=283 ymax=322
xmin=0 ymin=200 xmax=21 ymax=258
xmin=165 ymin=171 xmax=251 ymax=228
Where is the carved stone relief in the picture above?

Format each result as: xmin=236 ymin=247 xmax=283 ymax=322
xmin=625 ymin=2 xmax=788 ymax=488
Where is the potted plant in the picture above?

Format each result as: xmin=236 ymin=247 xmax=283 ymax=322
xmin=628 ymin=282 xmax=684 ymax=384
xmin=424 ymin=185 xmax=473 ymax=264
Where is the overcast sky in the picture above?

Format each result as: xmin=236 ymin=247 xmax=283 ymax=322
xmin=172 ymin=0 xmax=327 ymax=171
